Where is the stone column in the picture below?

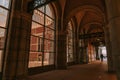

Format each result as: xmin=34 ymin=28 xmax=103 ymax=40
xmin=95 ymin=46 xmax=99 ymax=60
xmin=56 ymin=30 xmax=67 ymax=69
xmin=82 ymin=46 xmax=88 ymax=63
xmin=76 ymin=39 xmax=80 ymax=64
xmin=79 ymin=40 xmax=84 ymax=63
xmin=84 ymin=40 xmax=89 ymax=63
xmin=104 ymin=27 xmax=115 ymax=72
xmin=105 ymin=0 xmax=120 ymax=79
xmin=2 ymin=0 xmax=32 ymax=80
xmin=75 ymin=32 xmax=80 ymax=64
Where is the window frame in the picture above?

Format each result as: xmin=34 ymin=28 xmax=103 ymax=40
xmin=28 ymin=3 xmax=56 ymax=68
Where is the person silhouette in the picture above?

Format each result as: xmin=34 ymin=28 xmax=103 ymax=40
xmin=100 ymin=53 xmax=104 ymax=62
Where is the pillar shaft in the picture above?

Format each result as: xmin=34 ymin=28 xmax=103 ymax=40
xmin=105 ymin=0 xmax=120 ymax=79
xmin=104 ymin=27 xmax=115 ymax=72
xmin=95 ymin=46 xmax=99 ymax=60
xmin=57 ymin=31 xmax=67 ymax=69
xmin=2 ymin=0 xmax=32 ymax=80
xmin=75 ymin=39 xmax=80 ymax=64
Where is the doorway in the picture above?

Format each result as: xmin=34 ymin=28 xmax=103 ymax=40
xmin=98 ymin=46 xmax=107 ymax=62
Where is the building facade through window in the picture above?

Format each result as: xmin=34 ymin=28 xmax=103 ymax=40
xmin=28 ymin=4 xmax=55 ymax=68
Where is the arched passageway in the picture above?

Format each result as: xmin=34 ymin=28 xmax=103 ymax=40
xmin=0 ymin=0 xmax=120 ymax=80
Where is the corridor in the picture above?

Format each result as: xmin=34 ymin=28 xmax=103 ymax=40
xmin=28 ymin=61 xmax=117 ymax=80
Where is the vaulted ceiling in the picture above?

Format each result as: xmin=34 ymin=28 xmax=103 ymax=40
xmin=57 ymin=0 xmax=106 ymax=46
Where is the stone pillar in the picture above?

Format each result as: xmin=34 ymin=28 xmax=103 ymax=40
xmin=79 ymin=47 xmax=84 ymax=63
xmin=75 ymin=33 xmax=80 ymax=64
xmin=2 ymin=0 xmax=32 ymax=80
xmin=82 ymin=46 xmax=88 ymax=63
xmin=78 ymin=39 xmax=88 ymax=63
xmin=57 ymin=31 xmax=67 ymax=69
xmin=105 ymin=0 xmax=120 ymax=79
xmin=85 ymin=46 xmax=89 ymax=63
xmin=95 ymin=46 xmax=99 ymax=60
xmin=79 ymin=40 xmax=85 ymax=63
xmin=84 ymin=40 xmax=89 ymax=63
xmin=104 ymin=27 xmax=115 ymax=72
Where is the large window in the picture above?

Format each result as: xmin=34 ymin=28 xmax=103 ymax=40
xmin=28 ymin=5 xmax=55 ymax=68
xmin=0 ymin=0 xmax=11 ymax=72
xmin=67 ymin=21 xmax=74 ymax=62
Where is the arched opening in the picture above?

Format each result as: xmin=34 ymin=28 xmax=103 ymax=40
xmin=66 ymin=20 xmax=74 ymax=63
xmin=28 ymin=4 xmax=56 ymax=70
xmin=98 ymin=46 xmax=107 ymax=62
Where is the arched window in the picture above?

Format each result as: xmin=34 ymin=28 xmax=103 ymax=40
xmin=67 ymin=21 xmax=74 ymax=62
xmin=28 ymin=4 xmax=55 ymax=68
xmin=0 ymin=0 xmax=11 ymax=72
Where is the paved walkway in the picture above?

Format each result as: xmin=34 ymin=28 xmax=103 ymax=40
xmin=28 ymin=61 xmax=117 ymax=80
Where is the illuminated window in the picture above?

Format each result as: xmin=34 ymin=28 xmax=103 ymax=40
xmin=67 ymin=21 xmax=74 ymax=62
xmin=0 ymin=0 xmax=11 ymax=72
xmin=28 ymin=4 xmax=55 ymax=68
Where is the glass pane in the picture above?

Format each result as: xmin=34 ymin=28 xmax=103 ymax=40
xmin=0 ymin=50 xmax=3 ymax=72
xmin=43 ymin=52 xmax=49 ymax=65
xmin=31 ymin=22 xmax=44 ymax=37
xmin=49 ymin=41 xmax=54 ymax=52
xmin=67 ymin=52 xmax=74 ymax=62
xmin=33 ymin=10 xmax=44 ymax=25
xmin=0 ymin=28 xmax=5 ymax=49
xmin=45 ymin=28 xmax=54 ymax=40
xmin=38 ymin=6 xmax=44 ymax=13
xmin=46 ymin=5 xmax=54 ymax=18
xmin=44 ymin=40 xmax=54 ymax=52
xmin=44 ymin=39 xmax=50 ymax=52
xmin=45 ymin=16 xmax=54 ymax=29
xmin=28 ymin=52 xmax=42 ymax=68
xmin=0 ymin=0 xmax=10 ymax=8
xmin=43 ymin=52 xmax=54 ymax=65
xmin=39 ymin=38 xmax=43 ymax=52
xmin=0 ymin=7 xmax=8 ymax=27
xmin=68 ymin=31 xmax=72 ymax=38
xmin=68 ymin=39 xmax=73 ymax=45
xmin=67 ymin=21 xmax=74 ymax=62
xmin=49 ymin=53 xmax=54 ymax=65
xmin=68 ymin=21 xmax=72 ymax=30
xmin=30 ymin=36 xmax=38 ymax=51
xmin=68 ymin=46 xmax=73 ymax=53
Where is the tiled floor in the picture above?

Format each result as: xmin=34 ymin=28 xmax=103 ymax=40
xmin=28 ymin=61 xmax=117 ymax=80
